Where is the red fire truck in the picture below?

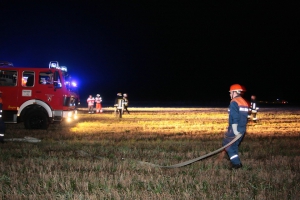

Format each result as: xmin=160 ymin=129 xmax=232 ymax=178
xmin=0 ymin=61 xmax=78 ymax=129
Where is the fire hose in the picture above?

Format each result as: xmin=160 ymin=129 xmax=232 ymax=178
xmin=3 ymin=134 xmax=242 ymax=168
xmin=77 ymin=134 xmax=242 ymax=168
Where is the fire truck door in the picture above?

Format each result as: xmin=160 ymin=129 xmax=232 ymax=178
xmin=37 ymin=72 xmax=56 ymax=103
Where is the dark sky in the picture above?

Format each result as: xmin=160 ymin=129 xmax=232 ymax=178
xmin=1 ymin=1 xmax=299 ymax=106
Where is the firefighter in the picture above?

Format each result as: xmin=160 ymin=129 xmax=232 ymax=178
xmin=87 ymin=95 xmax=95 ymax=114
xmin=248 ymin=95 xmax=259 ymax=122
xmin=95 ymin=94 xmax=103 ymax=113
xmin=0 ymin=91 xmax=5 ymax=143
xmin=123 ymin=93 xmax=130 ymax=114
xmin=114 ymin=93 xmax=123 ymax=114
xmin=222 ymin=84 xmax=249 ymax=169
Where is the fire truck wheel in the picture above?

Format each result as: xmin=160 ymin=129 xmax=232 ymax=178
xmin=24 ymin=109 xmax=49 ymax=129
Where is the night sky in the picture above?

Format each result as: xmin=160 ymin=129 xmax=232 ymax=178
xmin=1 ymin=1 xmax=299 ymax=106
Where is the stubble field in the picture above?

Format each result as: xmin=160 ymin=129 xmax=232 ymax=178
xmin=0 ymin=107 xmax=300 ymax=200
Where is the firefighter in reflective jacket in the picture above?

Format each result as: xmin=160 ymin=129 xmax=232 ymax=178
xmin=0 ymin=91 xmax=5 ymax=143
xmin=95 ymin=94 xmax=103 ymax=113
xmin=87 ymin=95 xmax=95 ymax=113
xmin=222 ymin=84 xmax=248 ymax=169
xmin=114 ymin=93 xmax=123 ymax=113
xmin=248 ymin=95 xmax=259 ymax=122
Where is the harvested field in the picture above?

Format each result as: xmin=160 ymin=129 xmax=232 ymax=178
xmin=0 ymin=107 xmax=299 ymax=199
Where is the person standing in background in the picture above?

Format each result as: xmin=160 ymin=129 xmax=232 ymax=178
xmin=95 ymin=94 xmax=103 ymax=113
xmin=123 ymin=93 xmax=130 ymax=114
xmin=0 ymin=91 xmax=5 ymax=143
xmin=87 ymin=95 xmax=95 ymax=114
xmin=114 ymin=93 xmax=123 ymax=114
xmin=248 ymin=95 xmax=259 ymax=122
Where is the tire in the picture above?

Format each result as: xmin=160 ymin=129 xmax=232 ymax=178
xmin=24 ymin=109 xmax=49 ymax=129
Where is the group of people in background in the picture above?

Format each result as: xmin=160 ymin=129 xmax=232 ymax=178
xmin=114 ymin=93 xmax=130 ymax=114
xmin=87 ymin=94 xmax=103 ymax=114
xmin=86 ymin=93 xmax=130 ymax=114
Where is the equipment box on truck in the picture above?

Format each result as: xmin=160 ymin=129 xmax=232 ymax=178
xmin=0 ymin=61 xmax=78 ymax=129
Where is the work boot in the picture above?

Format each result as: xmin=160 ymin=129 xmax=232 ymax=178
xmin=231 ymin=163 xmax=242 ymax=170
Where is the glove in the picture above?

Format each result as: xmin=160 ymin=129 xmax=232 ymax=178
xmin=232 ymin=124 xmax=240 ymax=136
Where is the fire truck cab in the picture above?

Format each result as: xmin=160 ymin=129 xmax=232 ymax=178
xmin=0 ymin=61 xmax=78 ymax=129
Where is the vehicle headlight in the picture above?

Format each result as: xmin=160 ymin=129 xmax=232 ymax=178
xmin=68 ymin=112 xmax=73 ymax=117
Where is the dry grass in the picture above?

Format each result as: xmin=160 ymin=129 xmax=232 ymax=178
xmin=0 ymin=107 xmax=300 ymax=200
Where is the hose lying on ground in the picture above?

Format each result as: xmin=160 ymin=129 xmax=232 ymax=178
xmin=3 ymin=134 xmax=241 ymax=168
xmin=4 ymin=137 xmax=41 ymax=143
xmin=77 ymin=134 xmax=242 ymax=168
